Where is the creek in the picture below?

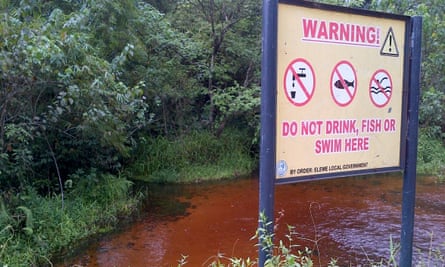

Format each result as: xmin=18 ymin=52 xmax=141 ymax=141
xmin=59 ymin=174 xmax=445 ymax=266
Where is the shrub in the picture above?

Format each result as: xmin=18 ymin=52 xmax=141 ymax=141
xmin=0 ymin=172 xmax=140 ymax=266
xmin=127 ymin=129 xmax=256 ymax=183
xmin=417 ymin=129 xmax=445 ymax=180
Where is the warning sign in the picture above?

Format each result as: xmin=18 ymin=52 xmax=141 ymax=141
xmin=275 ymin=1 xmax=409 ymax=181
xmin=380 ymin=27 xmax=399 ymax=56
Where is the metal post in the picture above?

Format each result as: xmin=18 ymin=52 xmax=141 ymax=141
xmin=400 ymin=16 xmax=422 ymax=267
xmin=258 ymin=0 xmax=278 ymax=266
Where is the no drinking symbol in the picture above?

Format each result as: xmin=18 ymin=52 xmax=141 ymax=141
xmin=283 ymin=58 xmax=315 ymax=106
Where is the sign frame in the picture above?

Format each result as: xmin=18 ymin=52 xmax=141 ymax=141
xmin=259 ymin=0 xmax=422 ymax=266
xmin=274 ymin=0 xmax=411 ymax=184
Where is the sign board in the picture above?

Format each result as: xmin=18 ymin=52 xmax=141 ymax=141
xmin=275 ymin=0 xmax=410 ymax=182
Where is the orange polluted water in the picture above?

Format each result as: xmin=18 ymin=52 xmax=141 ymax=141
xmin=60 ymin=175 xmax=445 ymax=266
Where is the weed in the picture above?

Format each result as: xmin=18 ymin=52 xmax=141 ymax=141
xmin=417 ymin=130 xmax=445 ymax=181
xmin=0 ymin=173 xmax=140 ymax=266
xmin=127 ymin=129 xmax=256 ymax=183
xmin=202 ymin=210 xmax=445 ymax=267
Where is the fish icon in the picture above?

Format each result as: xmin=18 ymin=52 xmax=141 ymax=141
xmin=334 ymin=79 xmax=354 ymax=89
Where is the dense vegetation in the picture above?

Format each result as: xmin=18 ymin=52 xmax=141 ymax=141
xmin=0 ymin=0 xmax=444 ymax=265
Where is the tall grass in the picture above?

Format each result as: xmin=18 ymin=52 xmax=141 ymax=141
xmin=127 ymin=129 xmax=256 ymax=183
xmin=417 ymin=130 xmax=445 ymax=181
xmin=0 ymin=172 xmax=141 ymax=266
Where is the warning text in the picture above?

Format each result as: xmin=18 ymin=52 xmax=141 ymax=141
xmin=302 ymin=18 xmax=381 ymax=47
xmin=281 ymin=118 xmax=397 ymax=154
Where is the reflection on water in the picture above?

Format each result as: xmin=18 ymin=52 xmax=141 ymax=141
xmin=59 ymin=174 xmax=445 ymax=266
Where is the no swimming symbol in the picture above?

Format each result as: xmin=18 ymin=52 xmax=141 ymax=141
xmin=369 ymin=69 xmax=392 ymax=107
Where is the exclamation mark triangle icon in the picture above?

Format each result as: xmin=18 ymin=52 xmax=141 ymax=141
xmin=380 ymin=27 xmax=399 ymax=57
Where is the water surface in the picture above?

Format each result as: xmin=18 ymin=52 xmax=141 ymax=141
xmin=60 ymin=174 xmax=445 ymax=266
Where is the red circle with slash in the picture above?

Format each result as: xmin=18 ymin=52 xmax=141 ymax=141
xmin=369 ymin=69 xmax=393 ymax=107
xmin=330 ymin=60 xmax=357 ymax=107
xmin=283 ymin=58 xmax=316 ymax=107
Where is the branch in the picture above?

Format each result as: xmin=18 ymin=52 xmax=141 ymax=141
xmin=45 ymin=135 xmax=64 ymax=210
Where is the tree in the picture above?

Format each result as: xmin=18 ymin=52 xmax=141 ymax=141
xmin=370 ymin=0 xmax=445 ymax=139
xmin=321 ymin=0 xmax=445 ymax=140
xmin=170 ymin=0 xmax=262 ymax=136
xmin=0 ymin=1 xmax=150 ymax=191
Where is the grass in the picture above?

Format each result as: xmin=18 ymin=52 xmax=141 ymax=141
xmin=126 ymin=128 xmax=257 ymax=183
xmin=417 ymin=130 xmax=445 ymax=181
xmin=125 ymin=128 xmax=445 ymax=184
xmin=0 ymin=172 xmax=141 ymax=266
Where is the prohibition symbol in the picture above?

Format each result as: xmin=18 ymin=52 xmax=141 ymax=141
xmin=369 ymin=69 xmax=393 ymax=107
xmin=283 ymin=58 xmax=315 ymax=106
xmin=330 ymin=60 xmax=357 ymax=107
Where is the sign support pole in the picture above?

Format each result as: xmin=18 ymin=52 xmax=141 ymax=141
xmin=259 ymin=0 xmax=277 ymax=266
xmin=400 ymin=15 xmax=422 ymax=267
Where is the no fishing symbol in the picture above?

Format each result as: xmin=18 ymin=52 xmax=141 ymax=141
xmin=330 ymin=60 xmax=357 ymax=107
xmin=283 ymin=58 xmax=315 ymax=106
xmin=369 ymin=69 xmax=393 ymax=107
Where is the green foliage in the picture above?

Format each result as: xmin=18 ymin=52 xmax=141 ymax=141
xmin=202 ymin=254 xmax=256 ymax=267
xmin=127 ymin=129 xmax=256 ymax=183
xmin=213 ymin=83 xmax=260 ymax=138
xmin=0 ymin=1 xmax=151 ymax=192
xmin=413 ymin=1 xmax=445 ymax=97
xmin=256 ymin=215 xmax=315 ymax=267
xmin=170 ymin=0 xmax=261 ymax=134
xmin=419 ymin=88 xmax=445 ymax=139
xmin=366 ymin=0 xmax=445 ymax=143
xmin=417 ymin=130 xmax=445 ymax=179
xmin=195 ymin=213 xmax=329 ymax=267
xmin=27 ymin=0 xmax=445 ymax=195
xmin=0 ymin=172 xmax=139 ymax=266
xmin=0 ymin=0 xmax=444 ymax=264
xmin=1 ymin=0 xmax=444 ymax=194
